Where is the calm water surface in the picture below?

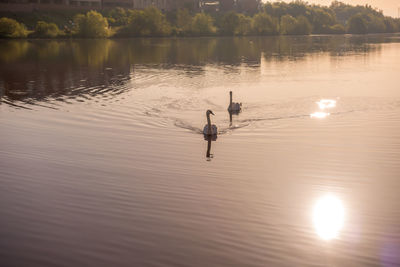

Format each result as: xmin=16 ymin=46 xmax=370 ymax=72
xmin=1 ymin=35 xmax=400 ymax=266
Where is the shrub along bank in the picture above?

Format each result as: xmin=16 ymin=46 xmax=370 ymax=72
xmin=0 ymin=1 xmax=399 ymax=38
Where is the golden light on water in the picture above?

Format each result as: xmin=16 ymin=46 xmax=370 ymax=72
xmin=310 ymin=112 xmax=330 ymax=118
xmin=317 ymin=99 xmax=336 ymax=110
xmin=311 ymin=99 xmax=336 ymax=118
xmin=313 ymin=195 xmax=345 ymax=240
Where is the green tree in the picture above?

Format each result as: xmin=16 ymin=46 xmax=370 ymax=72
xmin=120 ymin=10 xmax=146 ymax=36
xmin=280 ymin=15 xmax=311 ymax=35
xmin=295 ymin=16 xmax=312 ymax=35
xmin=0 ymin=17 xmax=27 ymax=38
xmin=106 ymin=7 xmax=129 ymax=26
xmin=286 ymin=1 xmax=308 ymax=18
xmin=237 ymin=14 xmax=252 ymax=35
xmin=118 ymin=7 xmax=171 ymax=37
xmin=280 ymin=14 xmax=297 ymax=35
xmin=263 ymin=2 xmax=288 ymax=19
xmin=252 ymin=13 xmax=278 ymax=35
xmin=32 ymin=21 xmax=60 ymax=38
xmin=220 ymin=11 xmax=240 ymax=35
xmin=142 ymin=7 xmax=171 ymax=36
xmin=384 ymin=17 xmax=398 ymax=33
xmin=366 ymin=14 xmax=386 ymax=33
xmin=330 ymin=1 xmax=382 ymax=25
xmin=310 ymin=9 xmax=335 ymax=33
xmin=328 ymin=24 xmax=346 ymax=34
xmin=191 ymin=13 xmax=216 ymax=36
xmin=397 ymin=19 xmax=400 ymax=32
xmin=176 ymin=8 xmax=192 ymax=33
xmin=73 ymin=11 xmax=109 ymax=38
xmin=347 ymin=13 xmax=367 ymax=34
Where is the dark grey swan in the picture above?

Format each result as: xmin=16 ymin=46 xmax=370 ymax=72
xmin=227 ymin=91 xmax=242 ymax=113
xmin=203 ymin=110 xmax=217 ymax=136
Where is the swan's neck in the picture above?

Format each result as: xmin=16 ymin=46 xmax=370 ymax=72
xmin=207 ymin=113 xmax=212 ymax=135
xmin=230 ymin=94 xmax=232 ymax=107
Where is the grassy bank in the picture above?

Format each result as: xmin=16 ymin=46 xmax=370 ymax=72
xmin=1 ymin=1 xmax=400 ymax=39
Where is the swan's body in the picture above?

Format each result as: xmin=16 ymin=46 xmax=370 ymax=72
xmin=203 ymin=110 xmax=218 ymax=136
xmin=203 ymin=124 xmax=218 ymax=135
xmin=228 ymin=91 xmax=242 ymax=113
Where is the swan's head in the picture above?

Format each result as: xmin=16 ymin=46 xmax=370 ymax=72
xmin=230 ymin=91 xmax=232 ymax=95
xmin=206 ymin=110 xmax=215 ymax=116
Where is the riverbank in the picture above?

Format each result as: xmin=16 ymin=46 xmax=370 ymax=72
xmin=1 ymin=2 xmax=400 ymax=39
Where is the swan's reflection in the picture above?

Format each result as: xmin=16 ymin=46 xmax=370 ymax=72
xmin=229 ymin=110 xmax=241 ymax=127
xmin=312 ymin=194 xmax=345 ymax=240
xmin=204 ymin=135 xmax=216 ymax=161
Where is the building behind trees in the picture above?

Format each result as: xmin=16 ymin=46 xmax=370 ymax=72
xmin=0 ymin=0 xmax=200 ymax=12
xmin=0 ymin=0 xmax=260 ymax=13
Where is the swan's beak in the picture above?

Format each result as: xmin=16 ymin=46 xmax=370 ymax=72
xmin=210 ymin=111 xmax=215 ymax=115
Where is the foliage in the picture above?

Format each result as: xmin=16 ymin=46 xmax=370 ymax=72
xmin=117 ymin=10 xmax=145 ymax=36
xmin=141 ymin=7 xmax=171 ymax=36
xmin=0 ymin=17 xmax=27 ymax=38
xmin=366 ymin=14 xmax=386 ymax=33
xmin=347 ymin=13 xmax=367 ymax=34
xmin=280 ymin=15 xmax=297 ymax=35
xmin=252 ymin=13 xmax=278 ymax=35
xmin=236 ymin=0 xmax=260 ymax=15
xmin=327 ymin=24 xmax=346 ymax=34
xmin=383 ymin=17 xmax=398 ymax=33
xmin=176 ymin=8 xmax=192 ymax=35
xmin=237 ymin=14 xmax=253 ymax=35
xmin=0 ymin=10 xmax=80 ymax=32
xmin=105 ymin=7 xmax=129 ymax=27
xmin=1 ymin=1 xmax=400 ymax=38
xmin=263 ymin=1 xmax=398 ymax=35
xmin=330 ymin=1 xmax=382 ymax=25
xmin=309 ymin=8 xmax=336 ymax=33
xmin=73 ymin=11 xmax=109 ymax=38
xmin=191 ymin=13 xmax=216 ymax=36
xmin=220 ymin=11 xmax=240 ymax=35
xmin=295 ymin=16 xmax=312 ymax=35
xmin=347 ymin=13 xmax=386 ymax=34
xmin=117 ymin=7 xmax=171 ymax=37
xmin=31 ymin=21 xmax=60 ymax=38
xmin=281 ymin=15 xmax=312 ymax=35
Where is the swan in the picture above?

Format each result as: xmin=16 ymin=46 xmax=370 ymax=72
xmin=227 ymin=91 xmax=242 ymax=113
xmin=203 ymin=110 xmax=217 ymax=136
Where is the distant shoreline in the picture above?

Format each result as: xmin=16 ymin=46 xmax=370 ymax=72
xmin=1 ymin=3 xmax=400 ymax=39
xmin=1 ymin=32 xmax=400 ymax=41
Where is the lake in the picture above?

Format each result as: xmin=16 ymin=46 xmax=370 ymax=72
xmin=1 ymin=35 xmax=400 ymax=266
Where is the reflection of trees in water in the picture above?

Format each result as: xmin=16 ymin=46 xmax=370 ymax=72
xmin=1 ymin=63 xmax=130 ymax=105
xmin=0 ymin=40 xmax=131 ymax=105
xmin=0 ymin=35 xmax=395 ymax=105
xmin=0 ymin=41 xmax=29 ymax=63
xmin=258 ymin=35 xmax=383 ymax=61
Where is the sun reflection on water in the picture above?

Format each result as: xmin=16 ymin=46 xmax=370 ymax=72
xmin=313 ymin=195 xmax=345 ymax=240
xmin=317 ymin=99 xmax=337 ymax=110
xmin=310 ymin=99 xmax=337 ymax=119
xmin=310 ymin=112 xmax=330 ymax=118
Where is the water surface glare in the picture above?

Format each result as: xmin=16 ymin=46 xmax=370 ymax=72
xmin=1 ymin=35 xmax=400 ymax=267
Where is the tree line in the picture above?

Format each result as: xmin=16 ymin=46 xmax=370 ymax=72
xmin=1 ymin=1 xmax=399 ymax=38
